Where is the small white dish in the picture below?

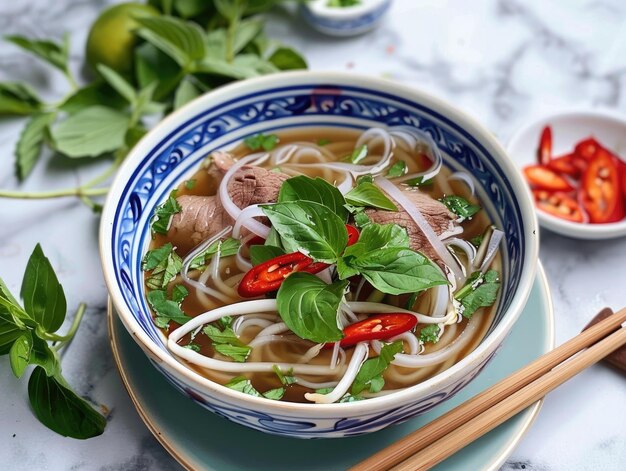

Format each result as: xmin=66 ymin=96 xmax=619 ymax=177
xmin=507 ymin=109 xmax=626 ymax=240
xmin=300 ymin=0 xmax=392 ymax=37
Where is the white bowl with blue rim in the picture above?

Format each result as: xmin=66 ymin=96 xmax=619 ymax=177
xmin=100 ymin=71 xmax=539 ymax=439
xmin=300 ymin=0 xmax=393 ymax=37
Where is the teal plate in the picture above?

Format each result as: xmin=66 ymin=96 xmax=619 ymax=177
xmin=109 ymin=263 xmax=553 ymax=471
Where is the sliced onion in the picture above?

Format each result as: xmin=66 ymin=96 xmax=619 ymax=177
xmin=479 ymin=229 xmax=504 ymax=273
xmin=374 ymin=176 xmax=465 ymax=285
xmin=218 ymin=152 xmax=269 ymax=223
xmin=232 ymin=317 xmax=275 ymax=336
xmin=445 ymin=237 xmax=477 ymax=265
xmin=389 ymin=126 xmax=443 ymax=183
xmin=448 ymin=171 xmax=476 ymax=197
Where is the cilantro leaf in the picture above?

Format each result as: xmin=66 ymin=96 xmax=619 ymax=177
xmin=244 ymin=133 xmax=279 ymax=151
xmin=273 ymin=365 xmax=297 ymax=386
xmin=225 ymin=376 xmax=284 ymax=400
xmin=146 ymin=289 xmax=191 ymax=328
xmin=189 ymin=238 xmax=240 ymax=270
xmin=317 ymin=138 xmax=330 ymax=146
xmin=455 ymin=270 xmax=500 ymax=318
xmin=151 ymin=193 xmax=181 ymax=235
xmin=142 ymin=244 xmax=182 ymax=290
xmin=419 ymin=324 xmax=440 ymax=344
xmin=387 ymin=160 xmax=407 ymax=178
xmin=440 ymin=195 xmax=481 ymax=220
xmin=203 ymin=324 xmax=251 ymax=362
xmin=351 ymin=341 xmax=403 ymax=395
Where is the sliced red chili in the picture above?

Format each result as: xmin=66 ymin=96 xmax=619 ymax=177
xmin=524 ymin=165 xmax=575 ymax=192
xmin=574 ymin=137 xmax=602 ymax=160
xmin=538 ymin=126 xmax=552 ymax=165
xmin=547 ymin=153 xmax=586 ymax=178
xmin=247 ymin=235 xmax=266 ymax=247
xmin=346 ymin=224 xmax=359 ymax=246
xmin=533 ymin=190 xmax=585 ymax=223
xmin=580 ymin=148 xmax=624 ymax=223
xmin=324 ymin=313 xmax=417 ymax=349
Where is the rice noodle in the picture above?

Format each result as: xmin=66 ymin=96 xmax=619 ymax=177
xmin=389 ymin=126 xmax=443 ymax=183
xmin=445 ymin=237 xmax=477 ymax=265
xmin=430 ymin=283 xmax=450 ymax=318
xmin=304 ymin=342 xmax=369 ymax=404
xmin=232 ymin=317 xmax=275 ymax=336
xmin=374 ymin=176 xmax=465 ymax=286
xmin=448 ymin=171 xmax=476 ymax=196
xmin=479 ymin=229 xmax=504 ymax=273
xmin=232 ymin=204 xmax=270 ymax=239
xmin=208 ymin=251 xmax=240 ymax=299
xmin=248 ymin=334 xmax=301 ymax=349
xmin=299 ymin=343 xmax=324 ymax=364
xmin=294 ymin=377 xmax=340 ymax=390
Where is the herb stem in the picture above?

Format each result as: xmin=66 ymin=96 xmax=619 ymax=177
xmin=49 ymin=303 xmax=86 ymax=348
xmin=0 ymin=186 xmax=109 ymax=199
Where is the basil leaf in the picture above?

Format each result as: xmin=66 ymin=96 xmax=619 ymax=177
xmin=173 ymin=77 xmax=201 ymax=109
xmin=440 ymin=195 xmax=481 ymax=220
xmin=268 ymin=47 xmax=307 ymax=70
xmin=278 ymin=175 xmax=348 ymax=222
xmin=234 ymin=19 xmax=264 ymax=55
xmin=190 ymin=237 xmax=240 ymax=269
xmin=0 ymin=81 xmax=42 ymax=115
xmin=9 ymin=331 xmax=33 ymax=378
xmin=15 ymin=112 xmax=56 ymax=181
xmin=405 ymin=176 xmax=433 ymax=187
xmin=95 ymin=64 xmax=136 ymax=104
xmin=147 ymin=290 xmax=191 ymax=328
xmin=59 ymin=82 xmax=127 ymax=115
xmin=151 ymin=194 xmax=182 ymax=235
xmin=135 ymin=16 xmax=206 ymax=68
xmin=387 ymin=160 xmax=407 ymax=178
xmin=250 ymin=245 xmax=285 ymax=266
xmin=347 ymin=144 xmax=368 ymax=163
xmin=351 ymin=340 xmax=403 ymax=395
xmin=172 ymin=0 xmax=211 ymax=18
xmin=30 ymin=335 xmax=61 ymax=377
xmin=6 ymin=35 xmax=69 ymax=74
xmin=345 ymin=182 xmax=397 ymax=211
xmin=28 ymin=367 xmax=106 ymax=439
xmin=343 ymin=223 xmax=409 ymax=257
xmin=264 ymin=227 xmax=285 ymax=251
xmin=0 ymin=317 xmax=24 ymax=355
xmin=419 ymin=324 xmax=440 ymax=344
xmin=262 ymin=201 xmax=348 ymax=264
xmin=134 ymin=42 xmax=183 ymax=102
xmin=348 ymin=247 xmax=448 ymax=295
xmin=50 ymin=106 xmax=131 ymax=158
xmin=20 ymin=244 xmax=66 ymax=333
xmin=244 ymin=133 xmax=279 ymax=151
xmin=455 ymin=270 xmax=500 ymax=318
xmin=276 ymin=273 xmax=347 ymax=343
xmin=353 ymin=209 xmax=371 ymax=228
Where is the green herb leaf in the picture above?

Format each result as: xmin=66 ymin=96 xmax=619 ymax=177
xmin=151 ymin=194 xmax=182 ymax=235
xmin=368 ymin=374 xmax=385 ymax=393
xmin=278 ymin=175 xmax=348 ymax=222
xmin=0 ymin=82 xmax=42 ymax=115
xmin=343 ymin=247 xmax=448 ymax=295
xmin=250 ymin=245 xmax=285 ymax=266
xmin=353 ymin=209 xmax=371 ymax=228
xmin=268 ymin=47 xmax=307 ymax=70
xmin=273 ymin=365 xmax=297 ymax=386
xmin=50 ymin=106 xmax=131 ymax=158
xmin=339 ymin=393 xmax=365 ymax=402
xmin=142 ymin=243 xmax=176 ymax=271
xmin=59 ymin=82 xmax=127 ymax=115
xmin=203 ymin=324 xmax=251 ymax=362
xmin=440 ymin=195 xmax=481 ymax=220
xmin=351 ymin=340 xmax=403 ymax=395
xmin=262 ymin=201 xmax=348 ymax=264
xmin=171 ymin=284 xmax=188 ymax=303
xmin=345 ymin=182 xmax=397 ymax=211
xmin=189 ymin=237 xmax=240 ymax=270
xmin=185 ymin=179 xmax=196 ymax=190
xmin=219 ymin=316 xmax=233 ymax=329
xmin=317 ymin=138 xmax=330 ymax=146
xmin=470 ymin=235 xmax=484 ymax=248
xmin=387 ymin=160 xmax=407 ymax=178
xmin=276 ymin=273 xmax=347 ymax=343
xmin=9 ymin=331 xmax=32 ymax=378
xmin=419 ymin=324 xmax=440 ymax=344
xmin=262 ymin=387 xmax=286 ymax=400
xmin=30 ymin=335 xmax=61 ymax=377
xmin=5 ymin=35 xmax=69 ymax=74
xmin=233 ymin=19 xmax=264 ymax=55
xmin=225 ymin=376 xmax=284 ymax=400
xmin=0 ymin=316 xmax=24 ymax=356
xmin=28 ymin=367 xmax=106 ymax=439
xmin=96 ymin=64 xmax=137 ymax=104
xmin=136 ymin=16 xmax=206 ymax=68
xmin=347 ymin=144 xmax=368 ymax=163
xmin=214 ymin=343 xmax=252 ymax=362
xmin=15 ymin=112 xmax=56 ymax=181
xmin=173 ymin=77 xmax=201 ymax=109
xmin=343 ymin=223 xmax=409 ymax=255
xmin=147 ymin=289 xmax=191 ymax=328
xmin=144 ymin=244 xmax=183 ymax=290
xmin=183 ymin=343 xmax=201 ymax=352
xmin=134 ymin=42 xmax=183 ymax=101
xmin=404 ymin=176 xmax=433 ymax=187
xmin=455 ymin=270 xmax=500 ymax=318
xmin=244 ymin=133 xmax=279 ymax=151
xmin=20 ymin=244 xmax=66 ymax=333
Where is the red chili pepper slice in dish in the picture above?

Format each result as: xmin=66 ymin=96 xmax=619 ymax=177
xmin=238 ymin=224 xmax=360 ymax=297
xmin=580 ymin=148 xmax=624 ymax=223
xmin=547 ymin=153 xmax=586 ymax=178
xmin=324 ymin=313 xmax=417 ymax=349
xmin=574 ymin=137 xmax=602 ymax=160
xmin=537 ymin=126 xmax=552 ymax=165
xmin=523 ymin=165 xmax=575 ymax=192
xmin=533 ymin=190 xmax=585 ymax=223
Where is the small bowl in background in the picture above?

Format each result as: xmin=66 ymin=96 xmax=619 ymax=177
xmin=507 ymin=109 xmax=626 ymax=240
xmin=300 ymin=0 xmax=392 ymax=37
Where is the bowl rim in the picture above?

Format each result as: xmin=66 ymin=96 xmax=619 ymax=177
xmin=303 ymin=0 xmax=390 ymax=18
xmin=507 ymin=108 xmax=626 ymax=240
xmin=100 ymin=70 xmax=539 ymax=414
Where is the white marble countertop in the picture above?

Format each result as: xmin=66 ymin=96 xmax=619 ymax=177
xmin=1 ymin=1 xmax=625 ymax=469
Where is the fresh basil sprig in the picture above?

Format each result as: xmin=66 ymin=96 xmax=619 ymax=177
xmin=351 ymin=340 xmax=403 ymax=395
xmin=345 ymin=181 xmax=397 ymax=211
xmin=0 ymin=245 xmax=106 ymax=439
xmin=278 ymin=175 xmax=349 ymax=222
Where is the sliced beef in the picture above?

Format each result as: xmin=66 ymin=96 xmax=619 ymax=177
xmin=168 ymin=165 xmax=288 ymax=250
xmin=365 ymin=189 xmax=457 ymax=264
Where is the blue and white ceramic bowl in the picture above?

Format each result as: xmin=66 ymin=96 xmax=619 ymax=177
xmin=100 ymin=72 xmax=538 ymax=439
xmin=300 ymin=0 xmax=392 ymax=37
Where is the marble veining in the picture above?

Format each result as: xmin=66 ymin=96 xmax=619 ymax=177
xmin=1 ymin=0 xmax=625 ymax=469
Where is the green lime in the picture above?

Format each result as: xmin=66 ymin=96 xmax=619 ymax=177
xmin=86 ymin=2 xmax=159 ymax=76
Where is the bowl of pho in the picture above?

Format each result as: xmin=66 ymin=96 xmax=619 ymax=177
xmin=100 ymin=72 xmax=538 ymax=438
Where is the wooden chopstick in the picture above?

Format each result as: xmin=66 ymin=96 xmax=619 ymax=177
xmin=350 ymin=307 xmax=626 ymax=471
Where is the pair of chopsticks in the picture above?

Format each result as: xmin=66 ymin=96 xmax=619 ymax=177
xmin=351 ymin=307 xmax=626 ymax=471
